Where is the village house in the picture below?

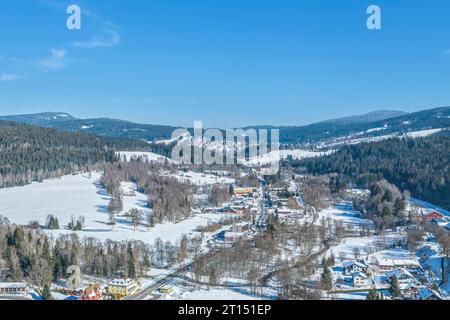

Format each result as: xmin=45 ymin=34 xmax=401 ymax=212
xmin=398 ymin=283 xmax=421 ymax=299
xmin=233 ymin=188 xmax=256 ymax=197
xmin=351 ymin=272 xmax=371 ymax=288
xmin=376 ymin=259 xmax=396 ymax=272
xmin=223 ymin=231 xmax=245 ymax=244
xmin=0 ymin=282 xmax=29 ymax=295
xmin=80 ymin=284 xmax=104 ymax=301
xmin=424 ymin=212 xmax=444 ymax=222
xmin=343 ymin=260 xmax=369 ymax=275
xmin=232 ymin=222 xmax=250 ymax=233
xmin=386 ymin=268 xmax=418 ymax=285
xmin=375 ymin=258 xmax=421 ymax=273
xmin=107 ymin=278 xmax=139 ymax=298
xmin=392 ymin=259 xmax=421 ymax=270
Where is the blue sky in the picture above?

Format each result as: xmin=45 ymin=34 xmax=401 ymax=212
xmin=1 ymin=0 xmax=450 ymax=127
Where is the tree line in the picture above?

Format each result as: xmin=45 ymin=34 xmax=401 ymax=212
xmin=101 ymin=161 xmax=194 ymax=224
xmin=291 ymin=136 xmax=450 ymax=209
xmin=0 ymin=120 xmax=149 ymax=188
xmin=0 ymin=216 xmax=202 ymax=288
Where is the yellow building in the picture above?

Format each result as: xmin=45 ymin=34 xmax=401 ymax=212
xmin=233 ymin=188 xmax=255 ymax=196
xmin=107 ymin=278 xmax=139 ymax=298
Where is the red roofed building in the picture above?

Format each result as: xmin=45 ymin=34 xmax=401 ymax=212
xmin=80 ymin=284 xmax=103 ymax=301
xmin=424 ymin=212 xmax=444 ymax=221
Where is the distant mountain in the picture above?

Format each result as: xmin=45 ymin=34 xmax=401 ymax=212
xmin=279 ymin=106 xmax=450 ymax=144
xmin=1 ymin=107 xmax=449 ymax=145
xmin=0 ymin=112 xmax=77 ymax=126
xmin=322 ymin=110 xmax=408 ymax=125
xmin=0 ymin=113 xmax=179 ymax=142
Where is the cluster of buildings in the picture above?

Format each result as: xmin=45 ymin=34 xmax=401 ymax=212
xmin=213 ymin=185 xmax=304 ymax=244
xmin=337 ymin=256 xmax=446 ymax=300
xmin=53 ymin=277 xmax=140 ymax=300
xmin=0 ymin=276 xmax=142 ymax=301
xmin=216 ymin=187 xmax=259 ymax=215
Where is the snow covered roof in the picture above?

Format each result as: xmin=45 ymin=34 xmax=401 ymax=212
xmin=377 ymin=259 xmax=395 ymax=267
xmin=398 ymin=282 xmax=422 ymax=291
xmin=376 ymin=258 xmax=419 ymax=268
xmin=224 ymin=231 xmax=245 ymax=237
xmin=343 ymin=260 xmax=368 ymax=269
xmin=108 ymin=278 xmax=136 ymax=287
xmin=0 ymin=282 xmax=28 ymax=289
xmin=392 ymin=259 xmax=420 ymax=267
xmin=351 ymin=272 xmax=368 ymax=279
xmin=386 ymin=268 xmax=415 ymax=280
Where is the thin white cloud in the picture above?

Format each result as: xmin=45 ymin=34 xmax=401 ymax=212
xmin=444 ymin=49 xmax=450 ymax=56
xmin=38 ymin=49 xmax=68 ymax=71
xmin=0 ymin=73 xmax=20 ymax=82
xmin=73 ymin=27 xmax=121 ymax=49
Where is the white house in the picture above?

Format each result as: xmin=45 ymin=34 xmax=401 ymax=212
xmin=352 ymin=272 xmax=371 ymax=288
xmin=376 ymin=259 xmax=395 ymax=272
xmin=392 ymin=259 xmax=421 ymax=270
xmin=0 ymin=282 xmax=29 ymax=294
xmin=343 ymin=260 xmax=368 ymax=275
xmin=224 ymin=231 xmax=245 ymax=244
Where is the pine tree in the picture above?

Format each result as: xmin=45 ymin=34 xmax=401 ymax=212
xmin=389 ymin=276 xmax=401 ymax=299
xmin=320 ymin=266 xmax=333 ymax=291
xmin=6 ymin=247 xmax=22 ymax=280
xmin=366 ymin=288 xmax=380 ymax=300
xmin=42 ymin=283 xmax=52 ymax=300
xmin=42 ymin=237 xmax=51 ymax=262
xmin=127 ymin=242 xmax=136 ymax=278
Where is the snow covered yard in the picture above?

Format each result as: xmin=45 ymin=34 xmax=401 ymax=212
xmin=163 ymin=287 xmax=265 ymax=300
xmin=159 ymin=275 xmax=276 ymax=300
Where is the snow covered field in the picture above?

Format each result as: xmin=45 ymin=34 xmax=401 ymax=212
xmin=317 ymin=203 xmax=400 ymax=262
xmin=163 ymin=287 xmax=264 ymax=300
xmin=0 ymin=172 xmax=219 ymax=245
xmin=0 ymin=172 xmax=108 ymax=227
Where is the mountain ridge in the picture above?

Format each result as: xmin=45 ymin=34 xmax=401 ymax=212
xmin=1 ymin=106 xmax=449 ymax=144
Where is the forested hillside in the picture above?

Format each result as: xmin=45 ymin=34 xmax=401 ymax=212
xmin=0 ymin=121 xmax=148 ymax=188
xmin=0 ymin=112 xmax=179 ymax=142
xmin=291 ymin=136 xmax=450 ymax=209
xmin=279 ymin=106 xmax=450 ymax=144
